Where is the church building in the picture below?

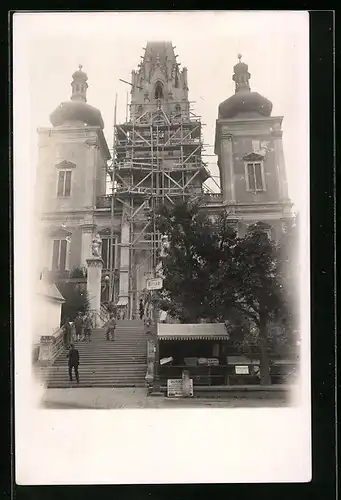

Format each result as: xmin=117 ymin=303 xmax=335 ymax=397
xmin=35 ymin=42 xmax=292 ymax=320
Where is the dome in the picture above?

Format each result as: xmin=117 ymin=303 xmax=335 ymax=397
xmin=219 ymin=91 xmax=273 ymax=119
xmin=72 ymin=64 xmax=88 ymax=82
xmin=50 ymin=100 xmax=104 ymax=128
xmin=218 ymin=54 xmax=273 ymax=119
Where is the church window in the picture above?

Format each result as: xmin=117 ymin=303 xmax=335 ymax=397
xmin=51 ymin=239 xmax=68 ymax=271
xmin=76 ymin=84 xmax=80 ymax=92
xmin=245 ymin=162 xmax=265 ymax=191
xmin=57 ymin=170 xmax=72 ymax=197
xmin=154 ymin=82 xmax=164 ymax=99
xmin=175 ymin=104 xmax=181 ymax=114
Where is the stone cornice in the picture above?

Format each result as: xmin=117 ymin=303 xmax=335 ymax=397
xmin=85 ymin=139 xmax=100 ymax=149
xmin=86 ymin=258 xmax=104 ymax=267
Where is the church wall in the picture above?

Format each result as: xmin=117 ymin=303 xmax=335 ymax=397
xmin=232 ymin=136 xmax=280 ymax=203
xmin=69 ymin=226 xmax=82 ymax=270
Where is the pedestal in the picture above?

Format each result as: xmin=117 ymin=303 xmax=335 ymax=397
xmin=86 ymin=257 xmax=103 ymax=327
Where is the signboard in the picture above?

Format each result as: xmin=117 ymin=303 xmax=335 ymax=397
xmin=167 ymin=379 xmax=193 ymax=398
xmin=146 ymin=278 xmax=163 ymax=290
xmin=235 ymin=365 xmax=249 ymax=375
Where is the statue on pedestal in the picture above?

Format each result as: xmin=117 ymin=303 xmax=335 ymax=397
xmin=91 ymin=233 xmax=102 ymax=258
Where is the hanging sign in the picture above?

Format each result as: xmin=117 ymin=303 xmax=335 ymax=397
xmin=146 ymin=277 xmax=163 ymax=290
xmin=235 ymin=365 xmax=249 ymax=375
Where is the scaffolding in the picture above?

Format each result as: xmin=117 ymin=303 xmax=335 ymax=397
xmin=102 ymin=98 xmax=211 ymax=318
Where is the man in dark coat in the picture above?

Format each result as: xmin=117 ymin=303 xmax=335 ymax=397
xmin=67 ymin=344 xmax=80 ymax=384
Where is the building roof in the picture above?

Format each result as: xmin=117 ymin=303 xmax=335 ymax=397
xmin=157 ymin=323 xmax=229 ymax=341
xmin=50 ymin=65 xmax=104 ymax=129
xmin=50 ymin=100 xmax=104 ymax=128
xmin=218 ymin=55 xmax=273 ymax=119
xmin=36 ymin=279 xmax=65 ymax=302
xmin=143 ymin=41 xmax=176 ymax=66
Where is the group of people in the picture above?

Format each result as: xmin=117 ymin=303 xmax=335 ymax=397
xmin=63 ymin=312 xmax=93 ymax=346
xmin=63 ymin=312 xmax=93 ymax=385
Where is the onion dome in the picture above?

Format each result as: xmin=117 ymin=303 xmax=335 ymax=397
xmin=218 ymin=54 xmax=273 ymax=119
xmin=50 ymin=65 xmax=104 ymax=128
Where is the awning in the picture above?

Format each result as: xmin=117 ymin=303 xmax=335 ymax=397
xmin=157 ymin=323 xmax=229 ymax=341
xmin=117 ymin=297 xmax=128 ymax=306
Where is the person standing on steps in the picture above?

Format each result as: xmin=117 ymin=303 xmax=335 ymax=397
xmin=106 ymin=313 xmax=116 ymax=341
xmin=83 ymin=314 xmax=93 ymax=343
xmin=67 ymin=344 xmax=80 ymax=384
xmin=63 ymin=318 xmax=72 ymax=347
xmin=74 ymin=312 xmax=83 ymax=342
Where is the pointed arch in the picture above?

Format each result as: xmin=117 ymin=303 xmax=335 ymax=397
xmin=154 ymin=81 xmax=164 ymax=99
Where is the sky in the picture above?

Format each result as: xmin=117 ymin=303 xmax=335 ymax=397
xmin=15 ymin=11 xmax=309 ymax=212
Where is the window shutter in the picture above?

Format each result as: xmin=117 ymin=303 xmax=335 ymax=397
xmin=57 ymin=171 xmax=65 ymax=197
xmin=102 ymin=238 xmax=109 ymax=269
xmin=52 ymin=240 xmax=60 ymax=270
xmin=254 ymin=163 xmax=263 ymax=190
xmin=64 ymin=171 xmax=72 ymax=196
xmin=59 ymin=239 xmax=67 ymax=271
xmin=247 ymin=163 xmax=255 ymax=190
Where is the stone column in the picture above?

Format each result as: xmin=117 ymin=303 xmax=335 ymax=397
xmin=86 ymin=257 xmax=103 ymax=327
xmin=81 ymin=223 xmax=96 ymax=268
xmin=220 ymin=133 xmax=236 ymax=204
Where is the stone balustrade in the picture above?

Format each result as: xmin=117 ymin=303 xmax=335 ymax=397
xmin=38 ymin=325 xmax=65 ymax=366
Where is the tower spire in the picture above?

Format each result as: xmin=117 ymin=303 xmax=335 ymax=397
xmin=232 ymin=54 xmax=251 ymax=93
xmin=71 ymin=64 xmax=88 ymax=103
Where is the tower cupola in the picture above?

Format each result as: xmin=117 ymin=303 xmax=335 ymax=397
xmin=218 ymin=54 xmax=273 ymax=119
xmin=71 ymin=64 xmax=88 ymax=103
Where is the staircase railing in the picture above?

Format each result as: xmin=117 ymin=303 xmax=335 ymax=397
xmin=36 ymin=323 xmax=67 ymax=366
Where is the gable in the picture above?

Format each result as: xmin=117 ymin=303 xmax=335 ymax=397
xmin=55 ymin=160 xmax=76 ymax=169
xmin=242 ymin=152 xmax=265 ymax=162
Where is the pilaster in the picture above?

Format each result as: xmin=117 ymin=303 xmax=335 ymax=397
xmin=86 ymin=257 xmax=103 ymax=327
xmin=220 ymin=132 xmax=236 ymax=203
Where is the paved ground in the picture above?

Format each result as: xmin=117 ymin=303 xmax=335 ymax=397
xmin=41 ymin=387 xmax=290 ymax=409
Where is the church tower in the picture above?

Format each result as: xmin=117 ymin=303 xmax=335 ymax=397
xmin=110 ymin=41 xmax=208 ymax=316
xmin=214 ymin=55 xmax=292 ymax=238
xmin=36 ymin=66 xmax=110 ymax=276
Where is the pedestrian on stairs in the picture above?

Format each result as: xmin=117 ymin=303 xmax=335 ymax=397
xmin=106 ymin=313 xmax=116 ymax=341
xmin=67 ymin=344 xmax=80 ymax=384
xmin=74 ymin=312 xmax=83 ymax=342
xmin=63 ymin=318 xmax=72 ymax=347
xmin=83 ymin=314 xmax=93 ymax=343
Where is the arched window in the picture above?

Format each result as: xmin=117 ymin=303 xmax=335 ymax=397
xmin=154 ymin=82 xmax=164 ymax=100
xmin=76 ymin=84 xmax=80 ymax=92
xmin=175 ymin=104 xmax=181 ymax=114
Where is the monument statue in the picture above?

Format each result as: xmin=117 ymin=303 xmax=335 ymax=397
xmin=91 ymin=233 xmax=102 ymax=258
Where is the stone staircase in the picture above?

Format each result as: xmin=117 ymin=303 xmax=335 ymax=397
xmin=37 ymin=320 xmax=148 ymax=388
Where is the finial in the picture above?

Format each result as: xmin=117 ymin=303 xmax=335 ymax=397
xmin=78 ymin=64 xmax=83 ymax=71
xmin=237 ymin=53 xmax=242 ymax=61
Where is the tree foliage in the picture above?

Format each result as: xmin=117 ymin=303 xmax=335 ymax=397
xmin=157 ymin=201 xmax=294 ymax=385
xmin=56 ymin=282 xmax=90 ymax=324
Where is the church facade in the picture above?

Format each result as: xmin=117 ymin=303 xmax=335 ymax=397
xmin=35 ymin=42 xmax=292 ymax=319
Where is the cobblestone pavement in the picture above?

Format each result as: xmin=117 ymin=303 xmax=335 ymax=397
xmin=41 ymin=387 xmax=290 ymax=409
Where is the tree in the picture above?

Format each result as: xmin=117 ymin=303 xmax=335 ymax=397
xmin=157 ymin=202 xmax=290 ymax=385
xmin=157 ymin=200 xmax=231 ymax=323
xmin=215 ymin=223 xmax=288 ymax=385
xmin=56 ymin=281 xmax=90 ymax=324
